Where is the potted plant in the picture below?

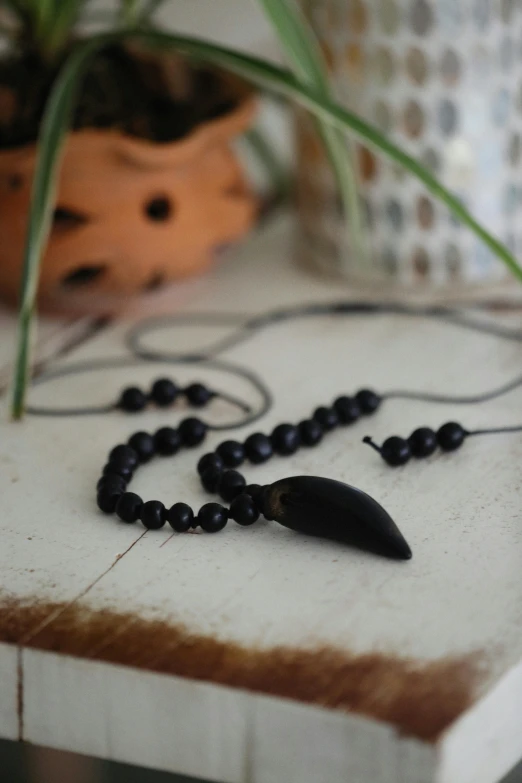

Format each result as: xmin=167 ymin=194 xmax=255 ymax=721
xmin=0 ymin=0 xmax=259 ymax=311
xmin=4 ymin=0 xmax=521 ymax=418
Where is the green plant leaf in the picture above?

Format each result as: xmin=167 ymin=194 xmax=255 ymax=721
xmin=10 ymin=30 xmax=522 ymax=418
xmin=10 ymin=38 xmax=84 ymax=418
xmin=256 ymin=0 xmax=328 ymax=87
xmin=256 ymin=0 xmax=368 ymax=268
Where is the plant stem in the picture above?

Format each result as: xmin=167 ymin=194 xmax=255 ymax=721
xmin=10 ymin=306 xmax=34 ymax=420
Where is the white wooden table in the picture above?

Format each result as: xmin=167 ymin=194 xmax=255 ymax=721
xmin=1 ymin=218 xmax=522 ymax=783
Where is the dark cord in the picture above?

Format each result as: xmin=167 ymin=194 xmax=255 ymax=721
xmin=383 ymin=370 xmax=522 ymax=405
xmin=128 ymin=301 xmax=522 ymax=363
xmin=362 ymin=436 xmax=382 ymax=454
xmin=467 ymin=424 xmax=522 ymax=437
xmin=128 ymin=300 xmax=522 ymax=408
xmin=28 ymin=299 xmax=522 ymax=426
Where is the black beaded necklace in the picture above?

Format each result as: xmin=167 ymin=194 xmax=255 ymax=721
xmin=28 ymin=299 xmax=522 ymax=563
xmin=96 ymin=386 xmax=414 ymax=561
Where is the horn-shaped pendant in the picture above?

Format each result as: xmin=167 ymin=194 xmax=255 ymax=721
xmin=261 ymin=476 xmax=412 ymax=560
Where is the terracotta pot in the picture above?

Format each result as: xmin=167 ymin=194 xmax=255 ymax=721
xmin=0 ymin=94 xmax=257 ymax=312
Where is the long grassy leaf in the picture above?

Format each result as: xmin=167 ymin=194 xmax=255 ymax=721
xmin=257 ymin=0 xmax=368 ymax=268
xmin=10 ymin=31 xmax=522 ymax=418
xmin=10 ymin=41 xmax=84 ymax=418
xmin=256 ymin=0 xmax=329 ymax=87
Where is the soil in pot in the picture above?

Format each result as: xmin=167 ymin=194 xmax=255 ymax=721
xmin=0 ymin=44 xmax=242 ymax=149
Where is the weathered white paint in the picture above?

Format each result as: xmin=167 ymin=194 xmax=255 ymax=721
xmin=248 ymin=693 xmax=436 ymax=783
xmin=0 ymin=643 xmax=18 ymax=741
xmin=1 ymin=219 xmax=522 ymax=781
xmin=438 ymin=660 xmax=522 ymax=783
xmin=23 ymin=648 xmax=437 ymax=783
xmin=23 ymin=649 xmax=249 ymax=783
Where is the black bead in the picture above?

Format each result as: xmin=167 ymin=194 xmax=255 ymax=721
xmin=381 ymin=437 xmax=411 ymax=467
xmin=198 ymin=503 xmax=228 ymax=533
xmin=298 ymin=419 xmax=324 ymax=447
xmin=217 ymin=440 xmax=245 ymax=468
xmin=150 ymin=378 xmax=179 ymax=407
xmin=118 ymin=386 xmax=148 ymax=412
xmin=271 ymin=423 xmax=301 ymax=456
xmin=229 ymin=494 xmax=260 ymax=526
xmin=97 ymin=486 xmax=123 ymax=513
xmin=333 ymin=395 xmax=361 ymax=424
xmin=201 ymin=467 xmax=223 ymax=493
xmin=116 ymin=492 xmax=143 ymax=523
xmin=185 ymin=383 xmax=213 ymax=407
xmin=109 ymin=445 xmax=139 ymax=470
xmin=355 ymin=389 xmax=382 ymax=415
xmin=140 ymin=500 xmax=166 ymax=529
xmin=128 ymin=431 xmax=155 ymax=463
xmin=313 ymin=406 xmax=339 ymax=431
xmin=197 ymin=452 xmax=224 ymax=476
xmin=179 ymin=417 xmax=208 ymax=447
xmin=244 ymin=433 xmax=273 ymax=464
xmin=408 ymin=427 xmax=437 ymax=458
xmin=168 ymin=502 xmax=194 ymax=532
xmin=437 ymin=422 xmax=467 ymax=452
xmin=97 ymin=473 xmax=126 ymax=492
xmin=108 ymin=453 xmax=136 ymax=475
xmin=219 ymin=470 xmax=247 ymax=502
xmin=103 ymin=462 xmax=133 ymax=481
xmin=154 ymin=427 xmax=182 ymax=456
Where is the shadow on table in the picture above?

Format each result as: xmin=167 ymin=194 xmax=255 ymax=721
xmin=0 ymin=738 xmax=521 ymax=782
